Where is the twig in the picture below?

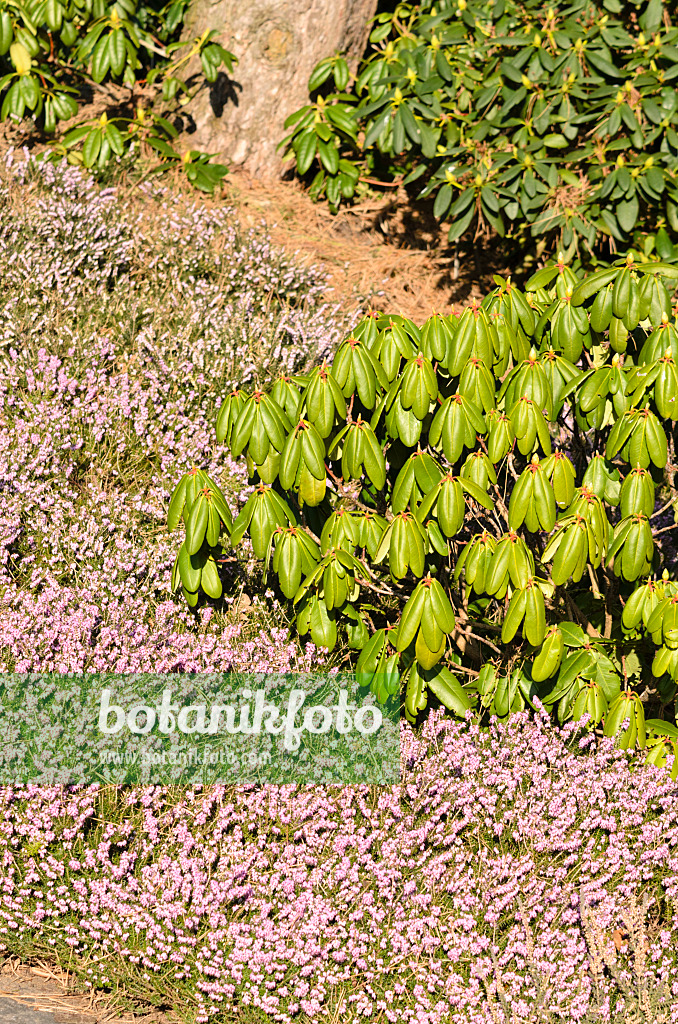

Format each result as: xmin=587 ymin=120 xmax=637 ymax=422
xmin=448 ymin=663 xmax=479 ymax=677
xmin=139 ymin=37 xmax=169 ymax=58
xmin=359 ymin=177 xmax=402 ymax=188
xmin=454 ymin=627 xmax=501 ymax=654
xmin=652 ymin=523 xmax=677 ymax=538
xmin=356 ymin=577 xmax=397 ymax=599
xmin=587 ymin=563 xmax=601 ymax=597
xmin=506 ymin=451 xmax=520 ymax=483
xmin=650 ymin=498 xmax=676 ymax=520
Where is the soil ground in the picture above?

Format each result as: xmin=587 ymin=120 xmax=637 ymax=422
xmin=0 ymin=964 xmax=172 ymax=1024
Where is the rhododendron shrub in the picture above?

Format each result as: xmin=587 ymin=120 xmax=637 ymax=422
xmin=169 ymin=253 xmax=678 ymax=764
xmin=0 ymin=0 xmax=235 ymax=189
xmin=283 ymin=0 xmax=678 ymax=263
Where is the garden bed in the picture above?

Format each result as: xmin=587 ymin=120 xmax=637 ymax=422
xmin=2 ymin=155 xmax=678 ymax=1024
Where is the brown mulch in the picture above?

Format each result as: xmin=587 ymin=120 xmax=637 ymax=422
xmin=223 ymin=167 xmax=504 ymax=322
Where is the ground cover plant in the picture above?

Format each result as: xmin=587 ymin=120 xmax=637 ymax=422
xmin=0 ymin=150 xmax=351 ymax=674
xmin=1 ymin=711 xmax=678 ymax=1023
xmin=282 ymin=0 xmax=678 ymax=262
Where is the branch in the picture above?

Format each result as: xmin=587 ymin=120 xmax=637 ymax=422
xmin=560 ymin=587 xmax=600 ymax=638
xmin=651 ymin=498 xmax=676 ymax=520
xmin=455 ymin=628 xmax=501 ymax=654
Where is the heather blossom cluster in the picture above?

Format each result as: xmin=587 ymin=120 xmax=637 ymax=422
xmin=0 ymin=711 xmax=677 ymax=1022
xmin=0 ymin=152 xmax=353 ymax=675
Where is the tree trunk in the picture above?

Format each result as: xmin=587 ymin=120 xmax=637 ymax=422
xmin=179 ymin=0 xmax=377 ymax=179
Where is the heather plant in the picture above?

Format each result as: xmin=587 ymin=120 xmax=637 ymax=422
xmin=0 ymin=154 xmax=334 ymax=313
xmin=282 ymin=0 xmax=678 ymax=262
xmin=168 ymin=250 xmax=678 ymax=767
xmin=0 ymin=0 xmax=234 ymax=190
xmin=0 ymin=153 xmax=349 ymax=676
xmin=1 ymin=711 xmax=678 ymax=1022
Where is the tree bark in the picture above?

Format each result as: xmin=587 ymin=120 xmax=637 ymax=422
xmin=179 ymin=0 xmax=377 ymax=179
